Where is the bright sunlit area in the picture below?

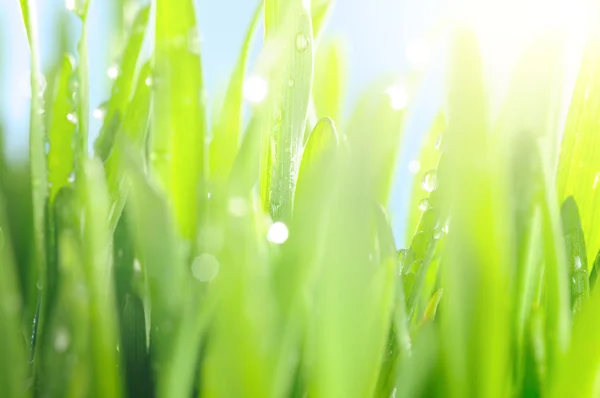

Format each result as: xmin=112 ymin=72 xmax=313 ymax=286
xmin=1 ymin=0 xmax=600 ymax=397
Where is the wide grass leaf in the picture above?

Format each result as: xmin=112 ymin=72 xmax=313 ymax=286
xmin=153 ymin=0 xmax=207 ymax=239
xmin=556 ymin=35 xmax=600 ymax=267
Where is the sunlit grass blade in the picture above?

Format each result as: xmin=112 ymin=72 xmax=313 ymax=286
xmin=153 ymin=0 xmax=207 ymax=239
xmin=124 ymin=146 xmax=187 ymax=395
xmin=19 ymin=0 xmax=49 ymax=371
xmin=556 ymin=35 xmax=600 ymax=267
xmin=306 ymin=141 xmax=394 ymax=397
xmin=39 ymin=187 xmax=90 ymax=397
xmin=561 ymin=196 xmax=589 ymax=312
xmin=261 ymin=0 xmax=314 ymax=221
xmin=105 ymin=62 xmax=152 ymax=232
xmin=94 ymin=5 xmax=150 ymax=161
xmin=79 ymin=158 xmax=123 ymax=398
xmin=550 ymin=286 xmax=600 ymax=398
xmin=346 ymin=77 xmax=406 ymax=204
xmin=590 ymin=250 xmax=600 ymax=290
xmin=0 ymin=192 xmax=28 ymax=397
xmin=405 ymin=114 xmax=445 ymax=242
xmin=439 ymin=29 xmax=512 ymax=397
xmin=310 ymin=0 xmax=334 ymax=39
xmin=209 ymin=2 xmax=262 ymax=182
xmin=74 ymin=2 xmax=91 ymax=169
xmin=313 ymin=39 xmax=345 ymax=125
xmin=47 ymin=55 xmax=76 ymax=203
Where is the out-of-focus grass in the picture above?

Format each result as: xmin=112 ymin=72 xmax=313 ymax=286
xmin=3 ymin=0 xmax=600 ymax=397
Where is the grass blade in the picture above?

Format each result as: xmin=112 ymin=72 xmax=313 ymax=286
xmin=556 ymin=35 xmax=600 ymax=266
xmin=94 ymin=6 xmax=150 ymax=161
xmin=209 ymin=2 xmax=262 ymax=182
xmin=47 ymin=55 xmax=76 ymax=203
xmin=153 ymin=0 xmax=207 ymax=239
xmin=261 ymin=0 xmax=314 ymax=221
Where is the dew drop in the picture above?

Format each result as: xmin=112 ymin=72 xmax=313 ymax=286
xmin=228 ymin=196 xmax=248 ymax=217
xmin=66 ymin=113 xmax=78 ymax=125
xmin=295 ymin=32 xmax=309 ymax=52
xmin=267 ymin=222 xmax=289 ymax=244
xmin=421 ymin=170 xmax=438 ymax=192
xmin=288 ymin=78 xmax=295 ymax=88
xmin=418 ymin=198 xmax=429 ymax=211
xmin=187 ymin=27 xmax=201 ymax=55
xmin=53 ymin=328 xmax=70 ymax=353
xmin=191 ymin=253 xmax=220 ymax=282
xmin=145 ymin=76 xmax=153 ymax=87
xmin=67 ymin=172 xmax=75 ymax=183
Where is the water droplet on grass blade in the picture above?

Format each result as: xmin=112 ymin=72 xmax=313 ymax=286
xmin=267 ymin=222 xmax=289 ymax=244
xmin=191 ymin=254 xmax=220 ymax=282
xmin=228 ymin=196 xmax=248 ymax=217
xmin=288 ymin=78 xmax=295 ymax=88
xmin=53 ymin=328 xmax=70 ymax=353
xmin=296 ymin=32 xmax=309 ymax=52
xmin=421 ymin=170 xmax=438 ymax=192
xmin=187 ymin=27 xmax=201 ymax=55
xmin=418 ymin=198 xmax=429 ymax=211
xmin=66 ymin=113 xmax=78 ymax=124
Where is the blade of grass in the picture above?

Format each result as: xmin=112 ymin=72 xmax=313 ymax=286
xmin=47 ymin=55 xmax=76 ymax=203
xmin=313 ymin=39 xmax=345 ymax=125
xmin=19 ymin=0 xmax=49 ymax=373
xmin=79 ymin=158 xmax=123 ymax=398
xmin=556 ymin=35 xmax=600 ymax=267
xmin=440 ymin=29 xmax=513 ymax=398
xmin=560 ymin=196 xmax=589 ymax=313
xmin=94 ymin=5 xmax=150 ymax=161
xmin=209 ymin=1 xmax=262 ymax=182
xmin=105 ymin=62 xmax=152 ymax=232
xmin=0 ymin=191 xmax=28 ymax=397
xmin=153 ymin=0 xmax=207 ymax=240
xmin=261 ymin=0 xmax=314 ymax=222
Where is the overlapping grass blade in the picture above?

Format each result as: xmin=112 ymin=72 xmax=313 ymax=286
xmin=47 ymin=55 xmax=76 ymax=203
xmin=439 ymin=29 xmax=512 ymax=397
xmin=105 ymin=62 xmax=152 ymax=232
xmin=260 ymin=0 xmax=314 ymax=221
xmin=39 ymin=187 xmax=90 ymax=397
xmin=0 ymin=192 xmax=28 ymax=397
xmin=19 ymin=0 xmax=49 ymax=372
xmin=209 ymin=2 xmax=262 ymax=182
xmin=313 ymin=39 xmax=344 ymax=125
xmin=79 ymin=158 xmax=123 ymax=398
xmin=556 ymin=35 xmax=600 ymax=267
xmin=405 ymin=114 xmax=445 ymax=242
xmin=561 ymin=197 xmax=589 ymax=312
xmin=153 ymin=0 xmax=207 ymax=239
xmin=94 ymin=5 xmax=150 ymax=161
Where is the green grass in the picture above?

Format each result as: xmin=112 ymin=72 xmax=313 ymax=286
xmin=3 ymin=0 xmax=600 ymax=397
